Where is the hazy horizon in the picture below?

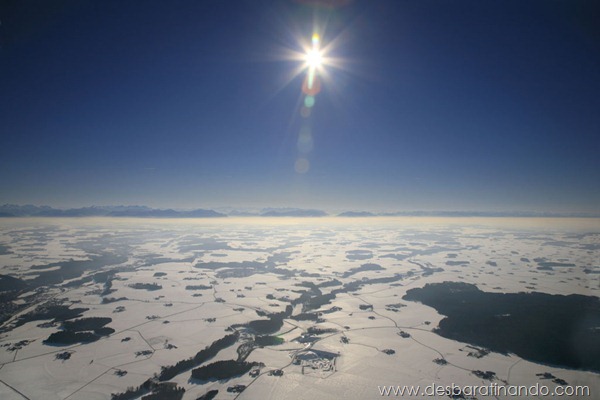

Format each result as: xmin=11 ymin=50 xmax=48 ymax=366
xmin=2 ymin=202 xmax=600 ymax=218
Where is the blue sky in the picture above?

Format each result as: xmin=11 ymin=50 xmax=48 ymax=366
xmin=1 ymin=0 xmax=599 ymax=213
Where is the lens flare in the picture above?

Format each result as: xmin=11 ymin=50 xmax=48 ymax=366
xmin=302 ymin=74 xmax=321 ymax=95
xmin=312 ymin=33 xmax=320 ymax=45
xmin=297 ymin=130 xmax=314 ymax=154
xmin=295 ymin=158 xmax=310 ymax=173
xmin=303 ymin=32 xmax=324 ymax=92
xmin=300 ymin=106 xmax=311 ymax=118
xmin=305 ymin=33 xmax=322 ymax=69
xmin=286 ymin=30 xmax=341 ymax=174
xmin=304 ymin=95 xmax=315 ymax=108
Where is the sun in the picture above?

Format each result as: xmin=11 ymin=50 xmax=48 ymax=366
xmin=302 ymin=33 xmax=324 ymax=93
xmin=305 ymin=48 xmax=323 ymax=70
xmin=270 ymin=30 xmax=346 ymax=100
xmin=304 ymin=33 xmax=323 ymax=70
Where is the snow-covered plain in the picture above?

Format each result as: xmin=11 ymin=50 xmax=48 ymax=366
xmin=0 ymin=217 xmax=598 ymax=399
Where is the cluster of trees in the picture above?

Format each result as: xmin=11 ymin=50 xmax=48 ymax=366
xmin=141 ymin=383 xmax=184 ymax=400
xmin=101 ymin=297 xmax=128 ymax=304
xmin=158 ymin=332 xmax=239 ymax=381
xmin=16 ymin=303 xmax=88 ymax=328
xmin=45 ymin=331 xmax=99 ymax=344
xmin=129 ymin=283 xmax=162 ymax=291
xmin=54 ymin=351 xmax=71 ymax=360
xmin=63 ymin=317 xmax=112 ymax=331
xmin=254 ymin=335 xmax=284 ymax=347
xmin=191 ymin=360 xmax=262 ymax=381
xmin=404 ymin=282 xmax=600 ymax=372
xmin=317 ymin=279 xmax=342 ymax=288
xmin=247 ymin=318 xmax=283 ymax=334
xmin=44 ymin=317 xmax=114 ymax=345
xmin=306 ymin=327 xmax=337 ymax=335
xmin=112 ymin=381 xmax=187 ymax=400
xmin=245 ymin=306 xmax=292 ymax=335
xmin=114 ymin=332 xmax=244 ymax=399
xmin=101 ymin=276 xmax=115 ymax=296
xmin=185 ymin=285 xmax=212 ymax=290
xmin=290 ymin=312 xmax=318 ymax=321
xmin=196 ymin=390 xmax=218 ymax=400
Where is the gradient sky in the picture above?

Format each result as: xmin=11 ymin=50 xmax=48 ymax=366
xmin=1 ymin=0 xmax=599 ymax=213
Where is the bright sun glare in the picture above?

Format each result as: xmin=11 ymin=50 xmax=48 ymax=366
xmin=305 ymin=33 xmax=323 ymax=70
xmin=305 ymin=49 xmax=323 ymax=69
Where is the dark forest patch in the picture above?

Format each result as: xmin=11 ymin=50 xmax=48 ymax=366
xmin=404 ymin=282 xmax=600 ymax=372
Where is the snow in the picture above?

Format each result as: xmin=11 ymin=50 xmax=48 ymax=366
xmin=0 ymin=217 xmax=597 ymax=399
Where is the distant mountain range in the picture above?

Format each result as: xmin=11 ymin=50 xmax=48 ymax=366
xmin=377 ymin=210 xmax=600 ymax=217
xmin=338 ymin=211 xmax=376 ymax=217
xmin=259 ymin=208 xmax=328 ymax=217
xmin=0 ymin=204 xmax=225 ymax=218
xmin=0 ymin=204 xmax=596 ymax=218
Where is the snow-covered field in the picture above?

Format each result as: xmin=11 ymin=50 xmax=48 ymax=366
xmin=0 ymin=217 xmax=598 ymax=399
